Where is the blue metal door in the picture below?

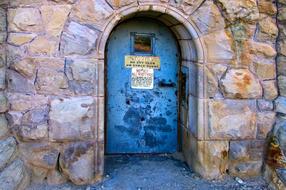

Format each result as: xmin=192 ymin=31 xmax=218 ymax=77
xmin=106 ymin=19 xmax=179 ymax=153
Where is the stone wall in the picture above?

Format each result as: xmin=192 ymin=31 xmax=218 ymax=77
xmin=0 ymin=0 xmax=282 ymax=188
xmin=263 ymin=0 xmax=286 ymax=189
xmin=0 ymin=1 xmax=30 ymax=190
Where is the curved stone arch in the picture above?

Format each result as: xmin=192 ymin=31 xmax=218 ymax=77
xmin=96 ymin=3 xmax=206 ymax=64
xmin=98 ymin=2 xmax=214 ymax=179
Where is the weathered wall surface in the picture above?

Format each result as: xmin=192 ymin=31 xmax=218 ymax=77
xmin=263 ymin=0 xmax=286 ymax=189
xmin=0 ymin=0 xmax=283 ymax=188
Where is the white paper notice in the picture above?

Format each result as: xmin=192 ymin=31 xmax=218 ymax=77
xmin=131 ymin=68 xmax=154 ymax=89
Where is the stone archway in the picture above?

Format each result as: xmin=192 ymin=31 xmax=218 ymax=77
xmin=97 ymin=3 xmax=225 ymax=180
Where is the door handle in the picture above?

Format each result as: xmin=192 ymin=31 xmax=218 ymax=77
xmin=158 ymin=81 xmax=176 ymax=88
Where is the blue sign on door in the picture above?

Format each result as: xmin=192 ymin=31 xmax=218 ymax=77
xmin=106 ymin=19 xmax=179 ymax=154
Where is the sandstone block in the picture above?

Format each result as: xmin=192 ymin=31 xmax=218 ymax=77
xmin=40 ymin=5 xmax=71 ymax=37
xmin=0 ymin=137 xmax=17 ymax=170
xmin=17 ymin=124 xmax=48 ymax=142
xmin=275 ymin=96 xmax=286 ymax=114
xmin=7 ymin=93 xmax=48 ymax=111
xmin=22 ymin=106 xmax=49 ymax=126
xmin=258 ymin=0 xmax=277 ymax=15
xmin=256 ymin=16 xmax=278 ymax=42
xmin=202 ymin=30 xmax=234 ymax=62
xmin=8 ymin=33 xmax=36 ymax=46
xmin=20 ymin=143 xmax=59 ymax=169
xmin=6 ymin=111 xmax=23 ymax=127
xmin=61 ymin=21 xmax=98 ymax=55
xmin=71 ymin=0 xmax=113 ymax=27
xmin=60 ymin=141 xmax=95 ymax=185
xmin=278 ymin=6 xmax=286 ymax=21
xmin=0 ymin=115 xmax=8 ymax=139
xmin=8 ymin=8 xmax=42 ymax=32
xmin=229 ymin=161 xmax=263 ymax=177
xmin=275 ymin=118 xmax=286 ymax=155
xmin=191 ymin=0 xmax=225 ymax=35
xmin=278 ymin=75 xmax=286 ymax=97
xmin=187 ymin=135 xmax=229 ymax=179
xmin=262 ymin=80 xmax=278 ymax=100
xmin=249 ymin=40 xmax=276 ymax=58
xmin=208 ymin=100 xmax=257 ymax=140
xmin=0 ymin=8 xmax=6 ymax=32
xmin=0 ymin=93 xmax=8 ymax=113
xmin=107 ymin=0 xmax=136 ymax=9
xmin=219 ymin=68 xmax=262 ymax=99
xmin=278 ymin=40 xmax=286 ymax=56
xmin=253 ymin=61 xmax=276 ymax=80
xmin=11 ymin=58 xmax=36 ymax=78
xmin=257 ymin=112 xmax=276 ymax=139
xmin=65 ymin=59 xmax=97 ymax=95
xmin=35 ymin=67 xmax=68 ymax=94
xmin=0 ymin=32 xmax=6 ymax=44
xmin=229 ymin=140 xmax=265 ymax=161
xmin=277 ymin=56 xmax=286 ymax=76
xmin=215 ymin=0 xmax=259 ymax=23
xmin=49 ymin=96 xmax=95 ymax=141
xmin=47 ymin=170 xmax=67 ymax=185
xmin=257 ymin=99 xmax=274 ymax=111
xmin=10 ymin=0 xmax=43 ymax=7
xmin=28 ymin=36 xmax=58 ymax=56
xmin=6 ymin=69 xmax=35 ymax=93
xmin=0 ymin=159 xmax=30 ymax=190
xmin=0 ymin=67 xmax=5 ymax=90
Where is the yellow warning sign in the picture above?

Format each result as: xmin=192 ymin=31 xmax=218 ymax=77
xmin=125 ymin=55 xmax=160 ymax=69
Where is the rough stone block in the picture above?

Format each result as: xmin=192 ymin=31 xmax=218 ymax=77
xmin=60 ymin=141 xmax=95 ymax=185
xmin=191 ymin=0 xmax=225 ymax=35
xmin=40 ymin=5 xmax=71 ymax=37
xmin=262 ymin=80 xmax=278 ymax=100
xmin=0 ymin=137 xmax=17 ymax=170
xmin=7 ymin=93 xmax=48 ymax=111
xmin=257 ymin=112 xmax=276 ymax=139
xmin=229 ymin=140 xmax=265 ymax=161
xmin=0 ymin=114 xmax=8 ymax=139
xmin=275 ymin=96 xmax=286 ymax=114
xmin=0 ymin=8 xmax=6 ymax=32
xmin=6 ymin=69 xmax=35 ymax=94
xmin=0 ymin=159 xmax=30 ymax=190
xmin=0 ymin=93 xmax=8 ymax=113
xmin=65 ymin=59 xmax=97 ymax=95
xmin=11 ymin=58 xmax=36 ymax=78
xmin=219 ymin=68 xmax=262 ymax=99
xmin=277 ymin=56 xmax=286 ymax=76
xmin=28 ymin=36 xmax=58 ymax=56
xmin=257 ymin=99 xmax=274 ymax=111
xmin=215 ymin=0 xmax=259 ymax=23
xmin=208 ymin=99 xmax=257 ymax=140
xmin=60 ymin=21 xmax=98 ymax=55
xmin=71 ymin=0 xmax=113 ymax=27
xmin=20 ymin=143 xmax=59 ymax=169
xmin=8 ymin=33 xmax=37 ymax=46
xmin=202 ymin=29 xmax=234 ymax=62
xmin=278 ymin=75 xmax=286 ymax=97
xmin=184 ymin=133 xmax=229 ymax=179
xmin=229 ymin=160 xmax=263 ymax=178
xmin=8 ymin=8 xmax=42 ymax=32
xmin=49 ymin=96 xmax=95 ymax=141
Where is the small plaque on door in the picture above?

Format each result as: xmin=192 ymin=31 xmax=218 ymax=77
xmin=125 ymin=55 xmax=160 ymax=69
xmin=131 ymin=68 xmax=154 ymax=89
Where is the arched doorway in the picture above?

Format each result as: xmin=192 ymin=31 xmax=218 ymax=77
xmin=106 ymin=18 xmax=180 ymax=154
xmin=97 ymin=7 xmax=214 ymax=179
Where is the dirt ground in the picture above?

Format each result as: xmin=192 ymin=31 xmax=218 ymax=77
xmin=28 ymin=154 xmax=270 ymax=190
